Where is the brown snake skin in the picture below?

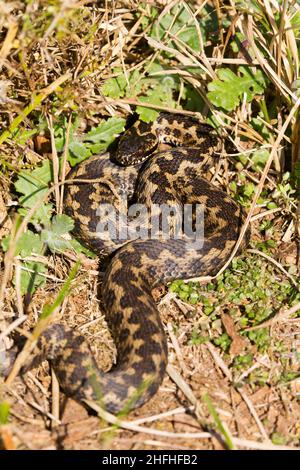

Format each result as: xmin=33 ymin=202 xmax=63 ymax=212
xmin=11 ymin=113 xmax=250 ymax=413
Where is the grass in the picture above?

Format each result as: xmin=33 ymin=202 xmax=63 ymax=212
xmin=0 ymin=0 xmax=299 ymax=450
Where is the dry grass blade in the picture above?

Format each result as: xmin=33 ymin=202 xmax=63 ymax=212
xmin=84 ymin=399 xmax=298 ymax=450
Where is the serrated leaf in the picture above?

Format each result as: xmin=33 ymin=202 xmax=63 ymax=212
xmin=83 ymin=117 xmax=126 ymax=144
xmin=50 ymin=214 xmax=74 ymax=235
xmin=151 ymin=4 xmax=200 ymax=52
xmin=15 ymin=159 xmax=54 ymax=224
xmin=68 ymin=140 xmax=92 ymax=166
xmin=15 ymin=159 xmax=52 ymax=205
xmin=136 ymin=84 xmax=176 ymax=122
xmin=101 ymin=74 xmax=127 ymax=99
xmin=41 ymin=214 xmax=74 ymax=253
xmin=207 ymin=66 xmax=266 ymax=111
xmin=70 ymin=238 xmax=96 ymax=257
xmin=17 ymin=232 xmax=44 ymax=257
xmin=150 ymin=3 xmax=217 ymax=53
xmin=2 ymin=230 xmax=47 ymax=294
xmin=2 ymin=231 xmax=44 ymax=257
xmin=41 ymin=229 xmax=73 ymax=253
xmin=18 ymin=204 xmax=53 ymax=227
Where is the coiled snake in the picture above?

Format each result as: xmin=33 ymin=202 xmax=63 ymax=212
xmin=6 ymin=113 xmax=250 ymax=413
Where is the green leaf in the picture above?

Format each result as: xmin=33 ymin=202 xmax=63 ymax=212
xmin=2 ymin=231 xmax=47 ymax=295
xmin=290 ymin=8 xmax=300 ymax=32
xmin=85 ymin=142 xmax=109 ymax=154
xmin=136 ymin=84 xmax=176 ymax=122
xmin=150 ymin=4 xmax=200 ymax=52
xmin=20 ymin=260 xmax=47 ymax=295
xmin=50 ymin=214 xmax=74 ymax=234
xmin=63 ymin=116 xmax=126 ymax=165
xmin=140 ymin=5 xmax=159 ymax=30
xmin=0 ymin=402 xmax=10 ymax=425
xmin=207 ymin=66 xmax=266 ymax=111
xmin=68 ymin=141 xmax=92 ymax=166
xmin=15 ymin=159 xmax=54 ymax=225
xmin=251 ymin=149 xmax=269 ymax=170
xmin=150 ymin=3 xmax=217 ymax=52
xmin=41 ymin=214 xmax=74 ymax=253
xmin=2 ymin=231 xmax=44 ymax=257
xmin=70 ymin=238 xmax=96 ymax=257
xmin=83 ymin=117 xmax=126 ymax=144
xmin=54 ymin=115 xmax=80 ymax=152
xmin=52 ymin=115 xmax=125 ymax=166
xmin=251 ymin=117 xmax=270 ymax=140
xmin=184 ymin=85 xmax=205 ymax=112
xmin=11 ymin=128 xmax=37 ymax=146
xmin=101 ymin=74 xmax=127 ymax=99
xmin=18 ymin=231 xmax=44 ymax=257
xmin=18 ymin=204 xmax=53 ymax=227
xmin=15 ymin=159 xmax=52 ymax=205
xmin=136 ymin=103 xmax=160 ymax=123
xmin=203 ymin=393 xmax=235 ymax=450
xmin=41 ymin=230 xmax=73 ymax=253
xmin=243 ymin=182 xmax=255 ymax=198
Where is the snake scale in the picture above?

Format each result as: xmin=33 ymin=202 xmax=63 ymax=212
xmin=8 ymin=113 xmax=250 ymax=413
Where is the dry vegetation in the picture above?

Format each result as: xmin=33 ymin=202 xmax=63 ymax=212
xmin=0 ymin=0 xmax=299 ymax=450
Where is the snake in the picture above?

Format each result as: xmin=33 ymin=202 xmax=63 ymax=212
xmin=4 ymin=113 xmax=250 ymax=414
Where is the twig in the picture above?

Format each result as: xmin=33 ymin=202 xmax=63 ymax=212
xmin=0 ymin=315 xmax=27 ymax=343
xmin=47 ymin=114 xmax=60 ymax=214
xmin=51 ymin=369 xmax=60 ymax=428
xmin=167 ymin=323 xmax=187 ymax=373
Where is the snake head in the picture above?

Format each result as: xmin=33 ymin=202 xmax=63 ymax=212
xmin=115 ymin=121 xmax=158 ymax=166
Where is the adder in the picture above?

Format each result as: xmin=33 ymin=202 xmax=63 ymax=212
xmin=4 ymin=113 xmax=250 ymax=413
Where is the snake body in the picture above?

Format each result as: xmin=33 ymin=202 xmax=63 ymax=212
xmin=26 ymin=114 xmax=250 ymax=413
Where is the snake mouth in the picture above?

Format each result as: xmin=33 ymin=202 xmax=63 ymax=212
xmin=113 ymin=145 xmax=156 ymax=166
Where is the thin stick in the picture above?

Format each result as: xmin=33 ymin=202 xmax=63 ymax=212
xmin=47 ymin=114 xmax=60 ymax=214
xmin=59 ymin=115 xmax=73 ymax=214
xmin=51 ymin=369 xmax=60 ymax=429
xmin=0 ymin=315 xmax=27 ymax=342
